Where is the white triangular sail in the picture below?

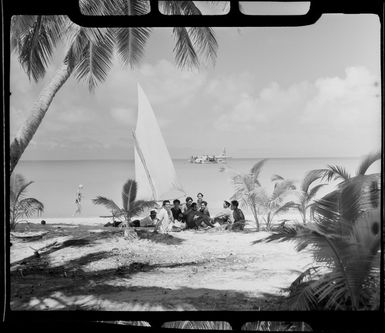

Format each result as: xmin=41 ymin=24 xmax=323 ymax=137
xmin=134 ymin=84 xmax=185 ymax=201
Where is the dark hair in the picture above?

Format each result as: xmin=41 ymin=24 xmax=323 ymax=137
xmin=231 ymin=200 xmax=239 ymax=207
xmin=150 ymin=210 xmax=157 ymax=214
xmin=191 ymin=202 xmax=197 ymax=209
xmin=201 ymin=201 xmax=208 ymax=206
xmin=163 ymin=200 xmax=170 ymax=206
xmin=197 ymin=192 xmax=204 ymax=197
xmin=173 ymin=199 xmax=181 ymax=204
xmin=224 ymin=200 xmax=230 ymax=207
xmin=186 ymin=196 xmax=193 ymax=202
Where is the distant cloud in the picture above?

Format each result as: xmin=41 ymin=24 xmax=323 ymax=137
xmin=301 ymin=66 xmax=380 ymax=130
xmin=138 ymin=59 xmax=207 ymax=108
xmin=210 ymin=67 xmax=379 ymax=143
xmin=110 ymin=107 xmax=136 ymax=125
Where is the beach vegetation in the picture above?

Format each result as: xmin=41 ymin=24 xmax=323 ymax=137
xmin=10 ymin=174 xmax=44 ymax=231
xmin=93 ymin=179 xmax=156 ymax=238
xmin=10 ymin=0 xmax=218 ymax=173
xmin=253 ymin=175 xmax=297 ymax=231
xmin=272 ymin=170 xmax=327 ymax=224
xmin=229 ymin=159 xmax=268 ymax=231
xmin=255 ymin=174 xmax=381 ymax=310
xmin=311 ymin=151 xmax=381 ymax=220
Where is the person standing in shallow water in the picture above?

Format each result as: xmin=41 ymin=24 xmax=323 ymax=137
xmin=74 ymin=184 xmax=83 ymax=216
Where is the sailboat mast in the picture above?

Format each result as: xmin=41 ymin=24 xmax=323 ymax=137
xmin=132 ymin=131 xmax=157 ymax=200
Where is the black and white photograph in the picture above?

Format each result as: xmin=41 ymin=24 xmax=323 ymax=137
xmin=7 ymin=0 xmax=382 ymax=326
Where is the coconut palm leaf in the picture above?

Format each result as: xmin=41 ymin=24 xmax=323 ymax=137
xmin=356 ymin=151 xmax=381 ymax=176
xmin=270 ymin=179 xmax=296 ymax=201
xmin=162 ymin=0 xmax=221 ymax=68
xmin=111 ymin=0 xmax=151 ymax=67
xmin=73 ymin=28 xmax=115 ymax=91
xmin=324 ymin=164 xmax=351 ymax=183
xmin=274 ymin=201 xmax=299 ymax=215
xmin=314 ymin=272 xmax=350 ymax=310
xmin=312 ymin=190 xmax=339 ymax=221
xmin=337 ymin=174 xmax=380 ymax=223
xmin=160 ymin=2 xmax=199 ymax=68
xmin=10 ymin=174 xmax=34 ymax=204
xmin=188 ymin=26 xmax=217 ymax=65
xmin=301 ymin=169 xmax=325 ymax=193
xmin=127 ymin=200 xmax=156 ymax=218
xmin=12 ymin=15 xmax=67 ymax=81
xmin=252 ymin=224 xmax=300 ymax=245
xmin=271 ymin=174 xmax=284 ymax=182
xmin=250 ymin=158 xmax=268 ymax=178
xmin=93 ymin=196 xmax=123 ymax=216
xmin=17 ymin=198 xmax=44 ymax=217
xmin=163 ymin=321 xmax=231 ymax=330
xmin=122 ymin=179 xmax=138 ymax=211
xmin=172 ymin=27 xmax=199 ymax=68
xmin=286 ymin=280 xmax=319 ymax=310
xmin=10 ymin=15 xmax=38 ymax=50
xmin=306 ymin=183 xmax=327 ymax=202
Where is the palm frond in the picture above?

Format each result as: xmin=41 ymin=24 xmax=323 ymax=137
xmin=161 ymin=1 xmax=217 ymax=66
xmin=13 ymin=16 xmax=67 ymax=81
xmin=10 ymin=15 xmax=37 ymax=50
xmin=79 ymin=0 xmax=111 ymax=15
xmin=271 ymin=179 xmax=296 ymax=201
xmin=187 ymin=26 xmax=217 ymax=65
xmin=271 ymin=174 xmax=284 ymax=182
xmin=252 ymin=224 xmax=300 ymax=245
xmin=17 ymin=198 xmax=44 ymax=217
xmin=250 ymin=158 xmax=268 ymax=178
xmin=92 ymin=196 xmax=122 ymax=216
xmin=274 ymin=201 xmax=299 ymax=215
xmin=306 ymin=183 xmax=327 ymax=202
xmin=122 ymin=179 xmax=138 ymax=211
xmin=172 ymin=27 xmax=199 ymax=69
xmin=325 ymin=164 xmax=351 ymax=183
xmin=128 ymin=200 xmax=157 ymax=218
xmin=109 ymin=0 xmax=151 ymax=67
xmin=312 ymin=190 xmax=339 ymax=221
xmin=314 ymin=272 xmax=350 ymax=310
xmin=286 ymin=280 xmax=319 ymax=311
xmin=10 ymin=174 xmax=34 ymax=205
xmin=356 ymin=151 xmax=381 ymax=176
xmin=114 ymin=27 xmax=151 ymax=68
xmin=73 ymin=28 xmax=114 ymax=91
xmin=301 ymin=169 xmax=325 ymax=193
xmin=337 ymin=174 xmax=380 ymax=223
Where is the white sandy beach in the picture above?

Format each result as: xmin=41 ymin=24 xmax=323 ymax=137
xmin=10 ymin=213 xmax=312 ymax=311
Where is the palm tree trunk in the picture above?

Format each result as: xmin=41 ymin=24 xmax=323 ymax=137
xmin=301 ymin=203 xmax=307 ymax=224
xmin=250 ymin=202 xmax=260 ymax=231
xmin=10 ymin=61 xmax=72 ymax=174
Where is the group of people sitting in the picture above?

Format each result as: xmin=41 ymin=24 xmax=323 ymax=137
xmin=130 ymin=192 xmax=246 ymax=233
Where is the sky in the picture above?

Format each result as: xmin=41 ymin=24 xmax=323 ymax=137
xmin=10 ymin=7 xmax=381 ymax=160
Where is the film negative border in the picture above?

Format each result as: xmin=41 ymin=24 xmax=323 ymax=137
xmin=1 ymin=0 xmax=384 ymax=332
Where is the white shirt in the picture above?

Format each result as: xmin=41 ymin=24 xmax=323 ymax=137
xmin=156 ymin=207 xmax=171 ymax=233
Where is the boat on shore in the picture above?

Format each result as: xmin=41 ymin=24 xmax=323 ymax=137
xmin=190 ymin=148 xmax=231 ymax=164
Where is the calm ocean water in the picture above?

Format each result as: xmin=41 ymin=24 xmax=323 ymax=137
xmin=13 ymin=157 xmax=380 ymax=218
